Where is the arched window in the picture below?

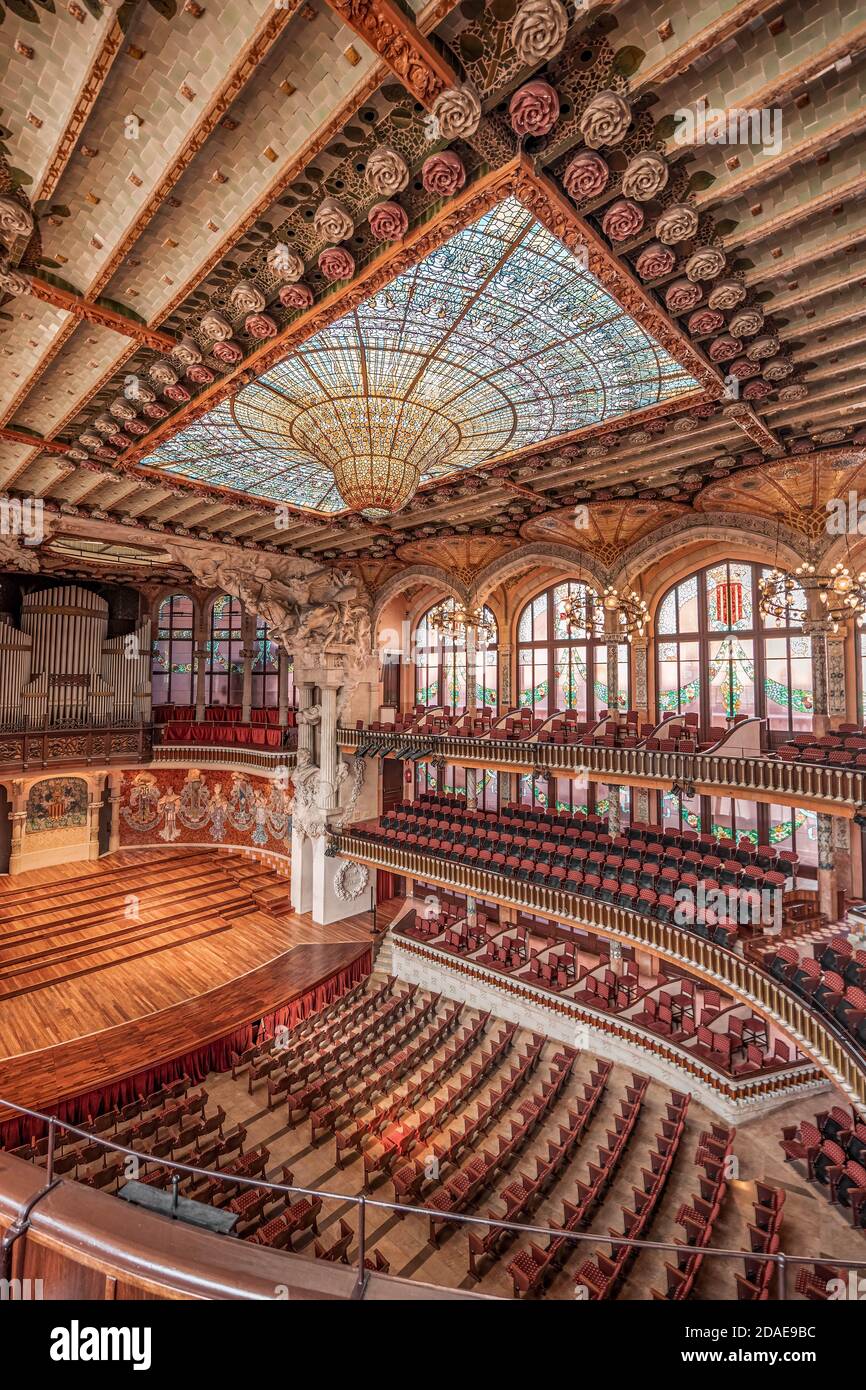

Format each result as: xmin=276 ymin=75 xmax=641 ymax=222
xmin=252 ymin=617 xmax=282 ymax=709
xmin=152 ymin=593 xmax=195 ymax=706
xmin=655 ymin=561 xmax=812 ymax=734
xmin=414 ymin=600 xmax=499 ymax=710
xmin=206 ymin=594 xmax=244 ymax=707
xmin=516 ymin=581 xmax=628 ymax=718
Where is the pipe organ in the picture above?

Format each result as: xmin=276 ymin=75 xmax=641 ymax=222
xmin=0 ymin=586 xmax=152 ymax=729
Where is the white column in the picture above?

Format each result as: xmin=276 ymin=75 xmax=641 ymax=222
xmin=7 ymin=779 xmax=25 ymax=876
xmin=87 ymin=785 xmax=103 ymax=861
xmin=319 ymin=684 xmax=339 ymax=812
xmin=108 ymin=772 xmax=122 ymax=853
xmin=297 ymin=682 xmax=316 ymax=759
xmin=194 ymin=639 xmax=207 ymax=720
xmin=278 ymin=650 xmax=290 ymax=727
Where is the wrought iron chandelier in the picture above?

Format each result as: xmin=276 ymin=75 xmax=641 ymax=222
xmin=428 ymin=599 xmax=496 ymax=647
xmin=559 ymin=584 xmax=648 ymax=642
xmin=759 ymin=561 xmax=866 ymax=632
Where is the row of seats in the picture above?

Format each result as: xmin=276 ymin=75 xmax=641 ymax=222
xmin=767 ymin=935 xmax=866 ymax=1048
xmin=779 ymin=1105 xmax=866 ymax=1226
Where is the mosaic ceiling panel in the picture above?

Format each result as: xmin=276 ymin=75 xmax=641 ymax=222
xmin=139 ymin=196 xmax=702 ymax=511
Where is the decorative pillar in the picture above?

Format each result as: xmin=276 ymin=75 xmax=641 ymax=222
xmin=241 ymin=610 xmax=255 ymax=723
xmin=833 ymin=814 xmax=852 ymax=897
xmin=319 ymin=684 xmax=339 ymax=812
xmin=465 ymin=765 xmax=478 ymax=811
xmin=7 ymin=779 xmax=25 ymax=876
xmin=87 ymin=784 xmax=103 ymax=861
xmin=108 ymin=772 xmax=122 ymax=853
xmin=634 ymin=787 xmax=651 ymax=827
xmin=499 ymin=771 xmax=514 ymax=807
xmin=465 ymin=627 xmax=477 ymax=715
xmin=803 ymin=602 xmax=832 ymax=738
xmin=632 ymin=637 xmax=649 ymax=725
xmin=297 ymin=682 xmax=316 ymax=759
xmin=499 ymin=643 xmax=512 ymax=713
xmin=817 ymin=812 xmax=838 ymax=921
xmin=278 ymin=650 xmax=290 ymax=727
xmin=606 ymin=785 xmax=622 ymax=838
xmin=194 ymin=639 xmax=207 ymax=720
xmin=603 ymin=609 xmax=623 ymax=830
xmin=826 ymin=629 xmax=848 ymax=725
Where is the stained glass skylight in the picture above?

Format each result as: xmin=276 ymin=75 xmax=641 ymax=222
xmin=139 ymin=196 xmax=703 ymax=514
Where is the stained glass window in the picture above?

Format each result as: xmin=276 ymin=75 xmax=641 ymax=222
xmin=517 ymin=582 xmax=628 ymax=717
xmin=655 ymin=562 xmax=812 ymax=733
xmin=138 ymin=197 xmax=701 ymax=513
xmin=252 ymin=617 xmax=281 ymax=709
xmin=206 ymin=594 xmax=244 ymax=707
xmin=414 ymin=600 xmax=498 ymax=710
xmin=152 ymin=593 xmax=195 ymax=706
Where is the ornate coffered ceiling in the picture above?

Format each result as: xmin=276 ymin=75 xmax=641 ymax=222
xmin=0 ymin=0 xmax=864 ymax=600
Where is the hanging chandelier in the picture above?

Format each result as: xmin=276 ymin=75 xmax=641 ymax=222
xmin=759 ymin=561 xmax=866 ymax=632
xmin=559 ymin=584 xmax=648 ymax=642
xmin=428 ymin=600 xmax=496 ymax=646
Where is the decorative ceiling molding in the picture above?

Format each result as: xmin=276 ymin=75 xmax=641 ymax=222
xmin=22 ymin=277 xmax=176 ymax=352
xmin=321 ymin=0 xmax=460 ymax=107
xmin=35 ymin=20 xmax=125 ymax=205
xmin=0 ymin=427 xmax=70 ymax=455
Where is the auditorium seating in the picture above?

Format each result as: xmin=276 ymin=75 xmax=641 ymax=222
xmin=762 ymin=935 xmax=866 ymax=1048
xmin=779 ymin=1104 xmax=866 ymax=1226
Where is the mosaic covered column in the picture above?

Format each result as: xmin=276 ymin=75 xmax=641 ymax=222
xmin=631 ymin=637 xmax=649 ymax=724
xmin=803 ymin=610 xmax=832 ymax=738
xmin=465 ymin=626 xmax=477 ymax=714
xmin=634 ymin=786 xmax=652 ymax=827
xmin=465 ymin=765 xmax=478 ymax=811
xmin=499 ymin=643 xmax=511 ymax=712
xmin=817 ymin=811 xmax=838 ymax=922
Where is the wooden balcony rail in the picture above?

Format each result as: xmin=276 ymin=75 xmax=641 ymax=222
xmin=0 ymin=723 xmax=152 ymax=773
xmin=331 ymin=831 xmax=866 ymax=1113
xmin=337 ymin=727 xmax=866 ymax=813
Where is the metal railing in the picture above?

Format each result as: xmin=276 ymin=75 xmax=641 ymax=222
xmin=337 ymin=726 xmax=866 ymax=811
xmin=331 ymin=831 xmax=866 ymax=1112
xmin=2 ymin=1097 xmax=863 ymax=1301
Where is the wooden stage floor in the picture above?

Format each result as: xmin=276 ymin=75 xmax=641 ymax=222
xmin=0 ymin=849 xmax=388 ymax=1121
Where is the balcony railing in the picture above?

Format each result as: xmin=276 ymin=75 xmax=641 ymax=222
xmin=153 ymin=744 xmax=297 ymax=773
xmin=330 ymin=830 xmax=866 ymax=1112
xmin=337 ymin=727 xmax=866 ymax=811
xmin=0 ymin=722 xmax=152 ymax=772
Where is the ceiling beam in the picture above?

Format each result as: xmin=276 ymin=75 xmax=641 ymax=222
xmin=321 ymin=0 xmax=459 ymax=108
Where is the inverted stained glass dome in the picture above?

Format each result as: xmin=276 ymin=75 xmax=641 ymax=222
xmin=139 ymin=197 xmax=703 ymax=515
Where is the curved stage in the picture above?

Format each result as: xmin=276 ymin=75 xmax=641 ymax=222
xmin=0 ymin=849 xmax=375 ymax=1124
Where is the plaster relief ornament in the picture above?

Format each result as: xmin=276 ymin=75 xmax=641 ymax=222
xmin=368 ymin=200 xmax=408 ymax=241
xmin=707 ymin=279 xmax=746 ymax=310
xmin=314 ymin=196 xmax=354 ymax=245
xmin=778 ymin=383 xmax=807 ymax=401
xmin=201 ymin=310 xmax=233 ymax=341
xmin=0 ymin=536 xmax=42 ymax=573
xmin=634 ymin=240 xmax=675 ymax=279
xmin=511 ymin=0 xmax=568 ymax=63
xmin=684 ymin=246 xmax=725 ymax=282
xmin=562 ymin=151 xmax=609 ymax=201
xmin=110 ymin=397 xmax=137 ymax=420
xmin=173 ymin=334 xmax=203 ymax=367
xmin=143 ymin=400 xmax=170 ymax=419
xmin=66 ymin=448 xmax=90 ymax=462
xmin=211 ymin=338 xmax=244 ymax=364
xmin=164 ymin=383 xmax=191 ymax=402
xmin=149 ymin=359 xmax=179 ymax=387
xmin=421 ymin=151 xmax=466 ymax=198
xmin=601 ymin=197 xmax=643 ymax=241
xmin=665 ymin=277 xmax=702 ymax=313
xmin=126 ymin=380 xmax=155 ymax=404
xmin=655 ymin=203 xmax=699 ymax=244
xmin=279 ymin=282 xmax=314 ymax=310
xmin=245 ymin=312 xmax=277 ymax=339
xmin=728 ymin=356 xmax=761 ymax=380
xmin=621 ymin=151 xmax=668 ymax=202
xmin=79 ymin=432 xmax=102 ymax=449
xmin=687 ymin=308 xmax=724 ymax=335
xmin=509 ymin=79 xmax=560 ymax=137
xmin=93 ymin=414 xmax=120 ymax=435
xmin=318 ymin=247 xmax=355 ymax=282
xmin=746 ymin=333 xmax=780 ymax=361
xmin=431 ymin=82 xmax=482 ymax=141
xmin=728 ymin=306 xmax=764 ymax=337
xmin=230 ymin=280 xmax=266 ymax=315
xmin=333 ymin=859 xmax=369 ymax=902
xmin=762 ymin=356 xmax=793 ymax=381
xmin=187 ymin=363 xmax=215 ymax=384
xmin=579 ymin=90 xmax=631 ymax=149
xmin=742 ymin=379 xmax=772 ymax=401
xmin=0 ymin=196 xmax=34 ymax=240
xmin=266 ymin=244 xmax=305 ymax=281
xmin=707 ymin=334 xmax=741 ymax=362
xmin=365 ymin=145 xmax=410 ymax=197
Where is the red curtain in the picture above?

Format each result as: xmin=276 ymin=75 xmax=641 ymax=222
xmin=0 ymin=950 xmax=371 ymax=1149
xmin=377 ymin=871 xmax=397 ymax=903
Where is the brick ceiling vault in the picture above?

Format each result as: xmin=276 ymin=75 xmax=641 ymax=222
xmin=0 ymin=0 xmax=862 ymax=589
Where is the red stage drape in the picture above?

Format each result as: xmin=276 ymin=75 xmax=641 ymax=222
xmin=0 ymin=950 xmax=371 ymax=1149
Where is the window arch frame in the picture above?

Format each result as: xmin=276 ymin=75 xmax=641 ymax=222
xmin=515 ymin=578 xmax=629 ymax=719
